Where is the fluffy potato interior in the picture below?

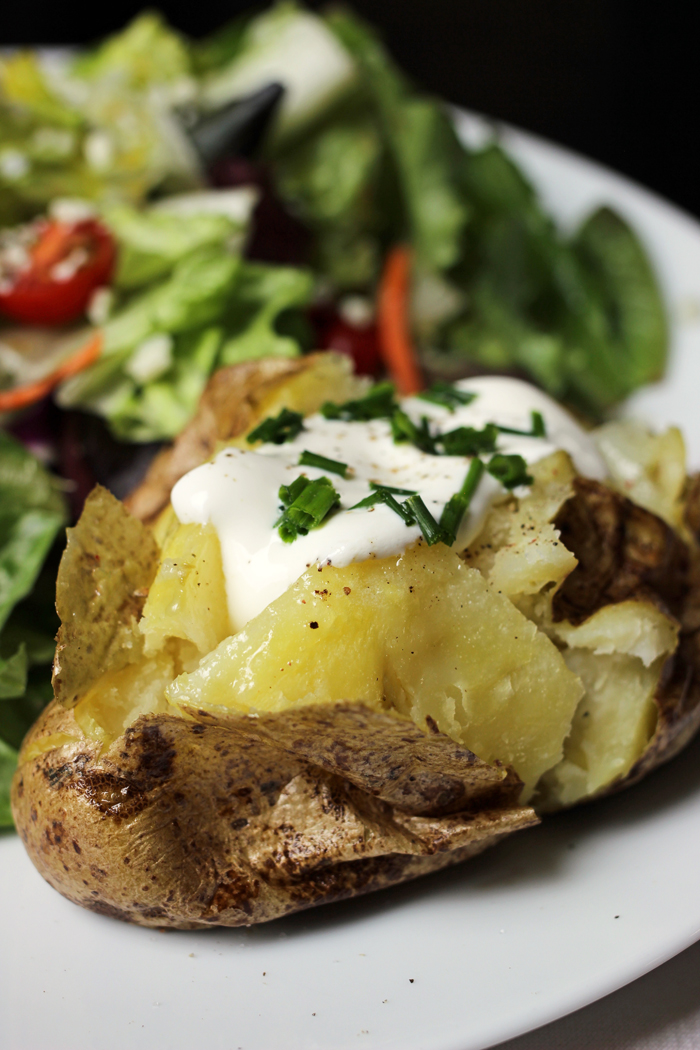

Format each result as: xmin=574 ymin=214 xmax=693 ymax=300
xmin=537 ymin=649 xmax=662 ymax=808
xmin=140 ymin=522 xmax=231 ymax=657
xmin=166 ymin=541 xmax=583 ymax=801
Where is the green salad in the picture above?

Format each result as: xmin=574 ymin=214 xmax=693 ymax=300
xmin=1 ymin=2 xmax=667 ymax=420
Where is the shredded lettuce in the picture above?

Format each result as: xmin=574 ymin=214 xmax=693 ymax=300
xmin=272 ymin=112 xmax=384 ymax=287
xmin=219 ymin=263 xmax=315 ymax=365
xmin=0 ymin=432 xmax=68 ymax=827
xmin=57 ymin=203 xmax=314 ymax=441
xmin=103 ymin=197 xmax=250 ymax=290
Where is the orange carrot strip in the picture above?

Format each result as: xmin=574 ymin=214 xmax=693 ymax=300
xmin=0 ymin=330 xmax=103 ymax=413
xmin=377 ymin=245 xmax=423 ymax=395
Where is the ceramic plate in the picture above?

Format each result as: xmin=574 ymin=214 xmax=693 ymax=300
xmin=3 ymin=111 xmax=700 ymax=1050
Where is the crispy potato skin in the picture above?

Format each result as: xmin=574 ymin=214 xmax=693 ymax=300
xmin=12 ymin=702 xmax=536 ymax=929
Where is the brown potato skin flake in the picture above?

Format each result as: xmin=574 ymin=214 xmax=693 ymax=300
xmin=12 ymin=702 xmax=536 ymax=929
xmin=552 ymin=477 xmax=689 ymax=625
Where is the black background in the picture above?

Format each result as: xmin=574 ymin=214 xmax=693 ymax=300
xmin=3 ymin=1 xmax=698 ymax=220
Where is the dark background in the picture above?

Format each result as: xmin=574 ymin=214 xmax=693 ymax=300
xmin=4 ymin=1 xmax=698 ymax=220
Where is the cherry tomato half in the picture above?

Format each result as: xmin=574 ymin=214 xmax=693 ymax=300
xmin=0 ymin=218 xmax=116 ymax=327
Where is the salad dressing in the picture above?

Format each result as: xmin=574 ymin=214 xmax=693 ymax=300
xmin=171 ymin=376 xmax=606 ymax=630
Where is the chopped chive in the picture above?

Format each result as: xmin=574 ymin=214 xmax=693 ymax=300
xmin=440 ymin=423 xmax=498 ymax=457
xmin=369 ymin=481 xmax=417 ymax=495
xmin=496 ymin=411 xmax=547 ymax=438
xmin=276 ymin=475 xmax=340 ymax=543
xmin=487 ymin=453 xmax=533 ymax=490
xmin=321 ymin=381 xmax=398 ymax=422
xmin=381 ymin=491 xmax=415 ymax=525
xmin=279 ymin=474 xmax=310 ymax=508
xmin=418 ymin=382 xmax=477 ymax=411
xmin=349 ymin=491 xmax=383 ymax=511
xmin=350 ymin=487 xmax=415 ymax=524
xmin=390 ymin=410 xmax=437 ymax=454
xmin=440 ymin=458 xmax=485 ymax=546
xmin=298 ymin=450 xmax=350 ymax=478
xmin=404 ymin=494 xmax=443 ymax=546
xmin=247 ymin=407 xmax=304 ymax=445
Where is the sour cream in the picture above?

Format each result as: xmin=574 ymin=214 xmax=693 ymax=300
xmin=171 ymin=376 xmax=606 ymax=629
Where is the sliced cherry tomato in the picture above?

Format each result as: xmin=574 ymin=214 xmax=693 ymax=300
xmin=0 ymin=218 xmax=116 ymax=327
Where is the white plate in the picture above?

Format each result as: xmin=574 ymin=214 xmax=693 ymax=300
xmin=4 ymin=113 xmax=700 ymax=1050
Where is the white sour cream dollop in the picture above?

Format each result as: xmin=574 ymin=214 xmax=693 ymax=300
xmin=171 ymin=376 xmax=606 ymax=629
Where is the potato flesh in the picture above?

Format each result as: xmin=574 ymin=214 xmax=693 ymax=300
xmin=594 ymin=420 xmax=686 ymax=531
xmin=73 ymin=650 xmax=177 ymax=746
xmin=464 ymin=452 xmax=577 ymax=598
xmin=140 ymin=522 xmax=231 ymax=658
xmin=550 ymin=600 xmax=678 ymax=668
xmin=166 ymin=542 xmax=583 ymax=801
xmin=537 ymin=649 xmax=661 ymax=808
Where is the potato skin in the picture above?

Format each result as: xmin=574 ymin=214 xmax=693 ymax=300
xmin=11 ymin=702 xmax=536 ymax=929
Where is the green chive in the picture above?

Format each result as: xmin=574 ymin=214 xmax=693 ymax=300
xmin=440 ymin=423 xmax=498 ymax=457
xmin=279 ymin=474 xmax=310 ymax=508
xmin=440 ymin=458 xmax=485 ymax=546
xmin=350 ymin=487 xmax=415 ymax=524
xmin=247 ymin=407 xmax=304 ymax=445
xmin=418 ymin=382 xmax=477 ymax=411
xmin=276 ymin=475 xmax=340 ymax=543
xmin=369 ymin=481 xmax=417 ymax=495
xmin=298 ymin=450 xmax=350 ymax=478
xmin=390 ymin=410 xmax=436 ymax=454
xmin=404 ymin=494 xmax=443 ymax=546
xmin=496 ymin=411 xmax=547 ymax=438
xmin=321 ymin=382 xmax=398 ymax=422
xmin=349 ymin=491 xmax=383 ymax=511
xmin=487 ymin=454 xmax=533 ymax=490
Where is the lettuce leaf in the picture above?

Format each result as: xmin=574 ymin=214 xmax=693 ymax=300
xmin=436 ymin=144 xmax=667 ymax=415
xmin=57 ymin=240 xmax=313 ymax=442
xmin=0 ymin=737 xmax=17 ymax=828
xmin=219 ymin=262 xmax=314 ymax=364
xmin=0 ymin=433 xmax=68 ymax=827
xmin=326 ymin=8 xmax=470 ymax=274
xmin=272 ymin=112 xmax=384 ymax=287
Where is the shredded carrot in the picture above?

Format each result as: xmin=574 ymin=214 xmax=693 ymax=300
xmin=377 ymin=245 xmax=423 ymax=395
xmin=0 ymin=330 xmax=103 ymax=413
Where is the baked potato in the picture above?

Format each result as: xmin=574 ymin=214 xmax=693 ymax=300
xmin=11 ymin=353 xmax=700 ymax=928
